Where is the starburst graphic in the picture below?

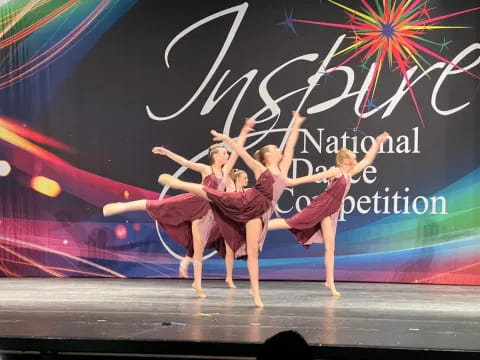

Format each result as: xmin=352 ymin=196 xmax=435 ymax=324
xmin=319 ymin=69 xmax=335 ymax=87
xmin=277 ymin=8 xmax=296 ymax=34
xmin=439 ymin=36 xmax=452 ymax=53
xmin=366 ymin=99 xmax=378 ymax=111
xmin=284 ymin=0 xmax=480 ymax=127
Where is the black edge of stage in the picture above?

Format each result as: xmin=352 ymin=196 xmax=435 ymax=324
xmin=0 ymin=278 xmax=479 ymax=360
xmin=1 ymin=337 xmax=479 ymax=360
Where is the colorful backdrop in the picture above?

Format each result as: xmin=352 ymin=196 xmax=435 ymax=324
xmin=1 ymin=0 xmax=479 ymax=284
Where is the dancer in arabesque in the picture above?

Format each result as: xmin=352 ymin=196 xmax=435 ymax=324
xmin=103 ymin=120 xmax=253 ymax=297
xmin=159 ymin=111 xmax=307 ymax=307
xmin=268 ymin=131 xmax=390 ymax=296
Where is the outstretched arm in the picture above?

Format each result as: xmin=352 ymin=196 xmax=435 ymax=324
xmin=349 ymin=132 xmax=389 ymax=177
xmin=211 ymin=125 xmax=266 ymax=179
xmin=286 ymin=167 xmax=341 ymax=187
xmin=279 ymin=111 xmax=306 ymax=176
xmin=152 ymin=147 xmax=210 ymax=176
xmin=221 ymin=118 xmax=255 ymax=177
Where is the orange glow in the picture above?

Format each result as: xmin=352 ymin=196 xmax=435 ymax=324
xmin=30 ymin=176 xmax=62 ymax=198
xmin=0 ymin=160 xmax=11 ymax=176
xmin=123 ymin=190 xmax=130 ymax=200
xmin=0 ymin=125 xmax=67 ymax=165
xmin=0 ymin=117 xmax=75 ymax=152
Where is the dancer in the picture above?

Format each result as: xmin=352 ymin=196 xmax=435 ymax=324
xmin=207 ymin=168 xmax=249 ymax=288
xmin=205 ymin=168 xmax=248 ymax=288
xmin=230 ymin=169 xmax=249 ymax=192
xmin=151 ymin=144 xmax=240 ymax=292
xmin=159 ymin=111 xmax=306 ymax=307
xmin=103 ymin=120 xmax=252 ymax=297
xmin=268 ymin=131 xmax=390 ymax=296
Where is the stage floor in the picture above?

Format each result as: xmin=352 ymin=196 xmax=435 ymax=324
xmin=0 ymin=278 xmax=479 ymax=358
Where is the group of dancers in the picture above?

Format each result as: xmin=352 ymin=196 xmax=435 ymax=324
xmin=103 ymin=112 xmax=389 ymax=307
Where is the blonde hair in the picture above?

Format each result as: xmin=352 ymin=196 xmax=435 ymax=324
xmin=230 ymin=168 xmax=247 ymax=182
xmin=208 ymin=145 xmax=226 ymax=165
xmin=336 ymin=148 xmax=353 ymax=166
xmin=253 ymin=145 xmax=275 ymax=165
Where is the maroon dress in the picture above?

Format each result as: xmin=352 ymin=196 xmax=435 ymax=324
xmin=203 ymin=177 xmax=239 ymax=258
xmin=201 ymin=176 xmax=230 ymax=258
xmin=286 ymin=173 xmax=351 ymax=246
xmin=205 ymin=170 xmax=280 ymax=259
xmin=146 ymin=172 xmax=221 ymax=256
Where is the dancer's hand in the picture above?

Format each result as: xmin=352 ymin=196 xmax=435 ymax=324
xmin=211 ymin=130 xmax=227 ymax=142
xmin=239 ymin=118 xmax=256 ymax=135
xmin=291 ymin=110 xmax=306 ymax=127
xmin=244 ymin=117 xmax=256 ymax=131
xmin=152 ymin=146 xmax=168 ymax=155
xmin=376 ymin=131 xmax=390 ymax=145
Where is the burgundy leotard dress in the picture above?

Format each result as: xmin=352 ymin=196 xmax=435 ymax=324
xmin=205 ymin=170 xmax=287 ymax=259
xmin=286 ymin=172 xmax=351 ymax=246
xmin=146 ymin=172 xmax=222 ymax=256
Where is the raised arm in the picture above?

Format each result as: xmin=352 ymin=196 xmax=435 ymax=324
xmin=286 ymin=167 xmax=341 ymax=187
xmin=349 ymin=132 xmax=389 ymax=177
xmin=221 ymin=118 xmax=255 ymax=177
xmin=152 ymin=146 xmax=210 ymax=176
xmin=211 ymin=126 xmax=266 ymax=179
xmin=279 ymin=111 xmax=306 ymax=176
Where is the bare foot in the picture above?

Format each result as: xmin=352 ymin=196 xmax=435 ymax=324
xmin=103 ymin=203 xmax=124 ymax=217
xmin=158 ymin=174 xmax=170 ymax=186
xmin=249 ymin=288 xmax=264 ymax=307
xmin=158 ymin=174 xmax=181 ymax=188
xmin=225 ymin=279 xmax=237 ymax=289
xmin=325 ymin=282 xmax=341 ymax=297
xmin=192 ymin=283 xmax=207 ymax=298
xmin=178 ymin=258 xmax=191 ymax=278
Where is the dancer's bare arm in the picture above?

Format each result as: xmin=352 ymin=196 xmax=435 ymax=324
xmin=222 ymin=118 xmax=255 ymax=176
xmin=211 ymin=126 xmax=266 ymax=179
xmin=349 ymin=132 xmax=389 ymax=177
xmin=152 ymin=147 xmax=210 ymax=177
xmin=287 ymin=167 xmax=341 ymax=187
xmin=279 ymin=111 xmax=306 ymax=176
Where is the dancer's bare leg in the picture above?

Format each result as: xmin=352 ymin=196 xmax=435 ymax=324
xmin=321 ymin=217 xmax=340 ymax=296
xmin=191 ymin=220 xmax=206 ymax=298
xmin=103 ymin=200 xmax=147 ymax=217
xmin=179 ymin=256 xmax=192 ymax=278
xmin=158 ymin=174 xmax=208 ymax=200
xmin=246 ymin=218 xmax=264 ymax=307
xmin=224 ymin=243 xmax=236 ymax=288
xmin=267 ymin=218 xmax=291 ymax=231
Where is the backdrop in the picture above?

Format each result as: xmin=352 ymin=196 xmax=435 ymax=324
xmin=1 ymin=0 xmax=479 ymax=284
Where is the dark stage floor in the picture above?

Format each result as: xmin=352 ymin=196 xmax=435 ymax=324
xmin=0 ymin=278 xmax=479 ymax=359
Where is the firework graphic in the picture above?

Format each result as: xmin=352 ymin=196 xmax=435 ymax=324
xmin=280 ymin=0 xmax=480 ymax=127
